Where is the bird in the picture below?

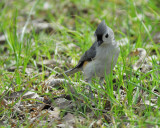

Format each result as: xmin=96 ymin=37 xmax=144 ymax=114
xmin=56 ymin=20 xmax=120 ymax=95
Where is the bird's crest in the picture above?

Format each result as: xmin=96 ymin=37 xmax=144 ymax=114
xmin=95 ymin=20 xmax=107 ymax=35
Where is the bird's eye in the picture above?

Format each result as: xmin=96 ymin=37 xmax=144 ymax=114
xmin=105 ymin=33 xmax=109 ymax=38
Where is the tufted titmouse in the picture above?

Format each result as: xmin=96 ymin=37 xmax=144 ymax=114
xmin=56 ymin=20 xmax=120 ymax=91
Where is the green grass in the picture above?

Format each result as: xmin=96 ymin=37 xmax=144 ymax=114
xmin=0 ymin=0 xmax=160 ymax=127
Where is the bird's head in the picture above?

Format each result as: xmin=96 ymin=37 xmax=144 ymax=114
xmin=94 ymin=20 xmax=115 ymax=46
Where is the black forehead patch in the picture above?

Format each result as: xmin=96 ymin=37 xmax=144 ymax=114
xmin=95 ymin=20 xmax=107 ymax=35
xmin=97 ymin=35 xmax=102 ymax=41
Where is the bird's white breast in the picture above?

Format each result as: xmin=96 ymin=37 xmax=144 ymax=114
xmin=83 ymin=42 xmax=120 ymax=80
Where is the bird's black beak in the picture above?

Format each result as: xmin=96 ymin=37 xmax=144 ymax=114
xmin=98 ymin=40 xmax=103 ymax=46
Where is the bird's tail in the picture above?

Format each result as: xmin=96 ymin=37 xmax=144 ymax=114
xmin=55 ymin=67 xmax=80 ymax=78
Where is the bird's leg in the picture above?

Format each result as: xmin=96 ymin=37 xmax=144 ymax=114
xmin=99 ymin=77 xmax=105 ymax=90
xmin=85 ymin=78 xmax=94 ymax=98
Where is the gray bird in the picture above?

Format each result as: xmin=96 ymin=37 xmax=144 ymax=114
xmin=56 ymin=20 xmax=120 ymax=93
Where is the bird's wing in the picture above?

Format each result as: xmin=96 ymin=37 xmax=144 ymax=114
xmin=55 ymin=42 xmax=97 ymax=78
xmin=75 ymin=41 xmax=97 ymax=68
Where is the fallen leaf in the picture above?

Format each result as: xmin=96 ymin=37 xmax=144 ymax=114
xmin=52 ymin=98 xmax=73 ymax=109
xmin=44 ymin=78 xmax=77 ymax=94
xmin=48 ymin=107 xmax=60 ymax=119
xmin=57 ymin=113 xmax=75 ymax=128
xmin=0 ymin=35 xmax=5 ymax=44
xmin=117 ymin=37 xmax=129 ymax=46
xmin=23 ymin=91 xmax=39 ymax=99
xmin=63 ymin=113 xmax=75 ymax=123
xmin=129 ymin=48 xmax=147 ymax=71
